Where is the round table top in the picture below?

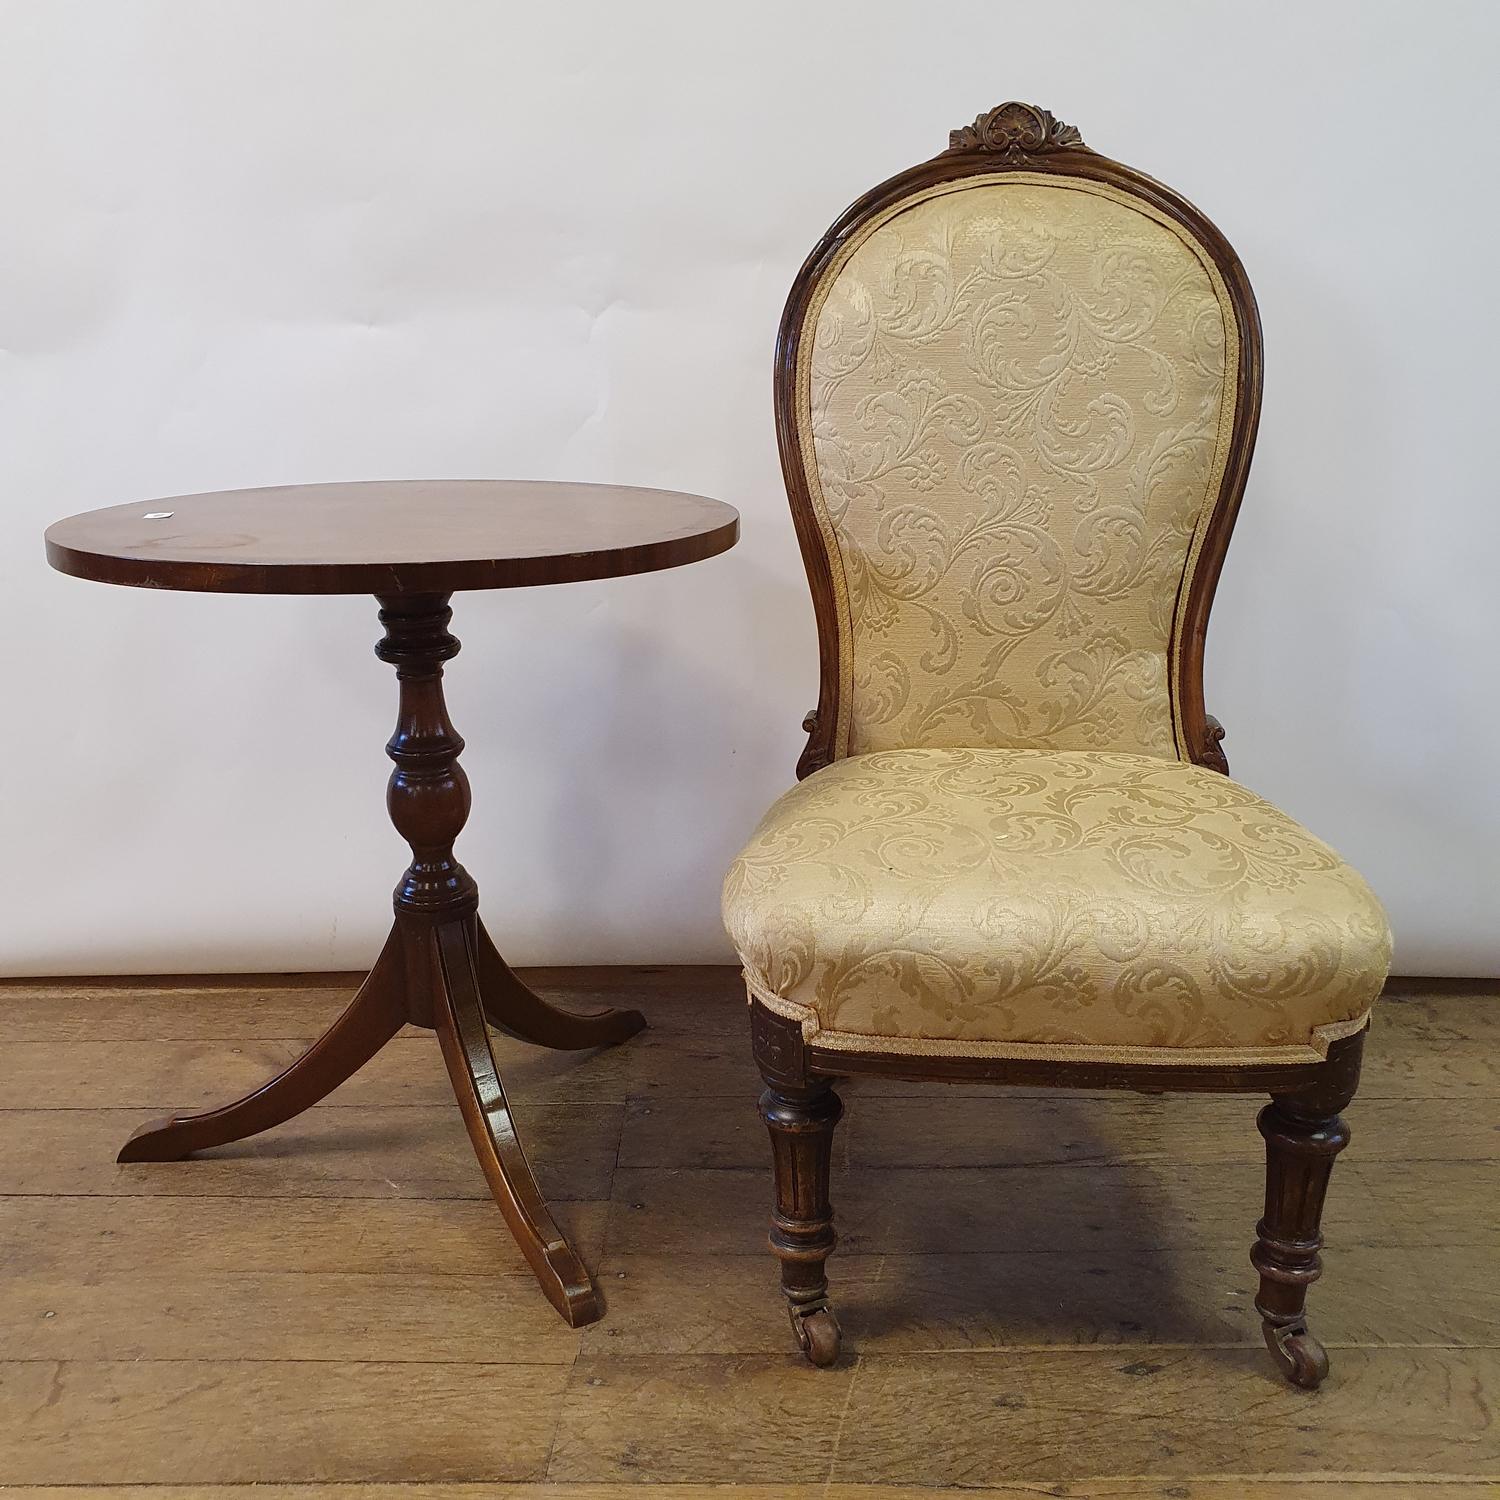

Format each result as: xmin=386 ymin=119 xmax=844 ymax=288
xmin=44 ymin=479 xmax=740 ymax=595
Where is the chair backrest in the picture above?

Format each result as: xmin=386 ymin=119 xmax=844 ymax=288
xmin=777 ymin=102 xmax=1261 ymax=778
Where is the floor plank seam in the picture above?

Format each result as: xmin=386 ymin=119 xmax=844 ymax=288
xmin=587 ymin=1093 xmax=630 ymax=1306
xmin=536 ymin=1356 xmax=579 ymax=1482
xmin=0 ymin=1356 xmax=584 ymax=1368
xmin=0 ymin=1191 xmax=606 ymax=1203
xmin=823 ymin=1350 xmax=863 ymax=1490
xmin=3 ymin=1343 xmax=1495 ymax=1362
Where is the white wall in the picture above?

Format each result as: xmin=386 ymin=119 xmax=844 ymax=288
xmin=3 ymin=0 xmax=1496 ymax=976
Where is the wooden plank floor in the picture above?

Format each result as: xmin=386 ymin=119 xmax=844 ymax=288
xmin=0 ymin=967 xmax=1497 ymax=1497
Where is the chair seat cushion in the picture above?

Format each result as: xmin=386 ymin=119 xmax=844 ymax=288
xmin=722 ymin=749 xmax=1390 ymax=1065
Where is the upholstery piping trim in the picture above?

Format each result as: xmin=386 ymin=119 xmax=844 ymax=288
xmin=743 ymin=970 xmax=1370 ymax=1068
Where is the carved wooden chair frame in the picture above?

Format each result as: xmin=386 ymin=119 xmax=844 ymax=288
xmin=752 ymin=101 xmax=1366 ymax=1385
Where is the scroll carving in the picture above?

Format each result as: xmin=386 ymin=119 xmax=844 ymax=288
xmin=1201 ymin=713 xmax=1229 ymax=775
xmin=948 ymin=101 xmax=1085 ymax=159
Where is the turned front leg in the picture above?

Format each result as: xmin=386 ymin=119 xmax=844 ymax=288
xmin=1251 ymin=1034 xmax=1362 ymax=1388
xmin=759 ymin=1080 xmax=843 ymax=1366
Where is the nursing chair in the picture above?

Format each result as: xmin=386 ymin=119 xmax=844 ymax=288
xmin=722 ymin=102 xmax=1390 ymax=1384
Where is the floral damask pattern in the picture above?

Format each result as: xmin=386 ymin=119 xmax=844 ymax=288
xmin=722 ymin=750 xmax=1390 ymax=1060
xmin=803 ymin=175 xmax=1236 ymax=758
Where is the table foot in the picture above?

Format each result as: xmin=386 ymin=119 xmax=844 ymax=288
xmin=476 ymin=920 xmax=646 ymax=1051
xmin=432 ymin=919 xmax=602 ymax=1326
xmin=117 ymin=929 xmax=409 ymax=1163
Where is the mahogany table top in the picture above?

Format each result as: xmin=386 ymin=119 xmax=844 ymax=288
xmin=45 ymin=479 xmax=739 ymax=594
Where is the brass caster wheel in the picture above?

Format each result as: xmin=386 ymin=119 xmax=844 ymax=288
xmin=790 ymin=1303 xmax=841 ymax=1367
xmin=1263 ymin=1318 xmax=1329 ymax=1389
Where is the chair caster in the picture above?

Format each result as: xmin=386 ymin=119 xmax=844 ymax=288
xmin=1263 ymin=1317 xmax=1329 ymax=1389
xmin=790 ymin=1302 xmax=841 ymax=1367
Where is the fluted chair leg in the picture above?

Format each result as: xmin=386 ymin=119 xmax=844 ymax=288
xmin=759 ymin=1079 xmax=843 ymax=1366
xmin=1251 ymin=1068 xmax=1358 ymax=1388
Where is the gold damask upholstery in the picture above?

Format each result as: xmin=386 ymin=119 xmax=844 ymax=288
xmin=724 ymin=749 xmax=1390 ymax=1064
xmin=742 ymin=104 xmax=1386 ymax=1382
xmin=799 ymin=174 xmax=1236 ymax=760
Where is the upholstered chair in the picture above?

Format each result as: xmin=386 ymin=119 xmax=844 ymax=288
xmin=722 ymin=102 xmax=1390 ymax=1384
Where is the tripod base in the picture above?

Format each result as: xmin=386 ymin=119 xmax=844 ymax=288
xmin=118 ymin=913 xmax=645 ymax=1327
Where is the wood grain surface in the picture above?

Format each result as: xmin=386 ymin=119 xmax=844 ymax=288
xmin=44 ymin=479 xmax=739 ymax=593
xmin=0 ymin=966 xmax=1495 ymax=1491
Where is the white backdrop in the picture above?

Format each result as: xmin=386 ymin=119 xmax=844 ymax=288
xmin=3 ymin=0 xmax=1496 ymax=977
